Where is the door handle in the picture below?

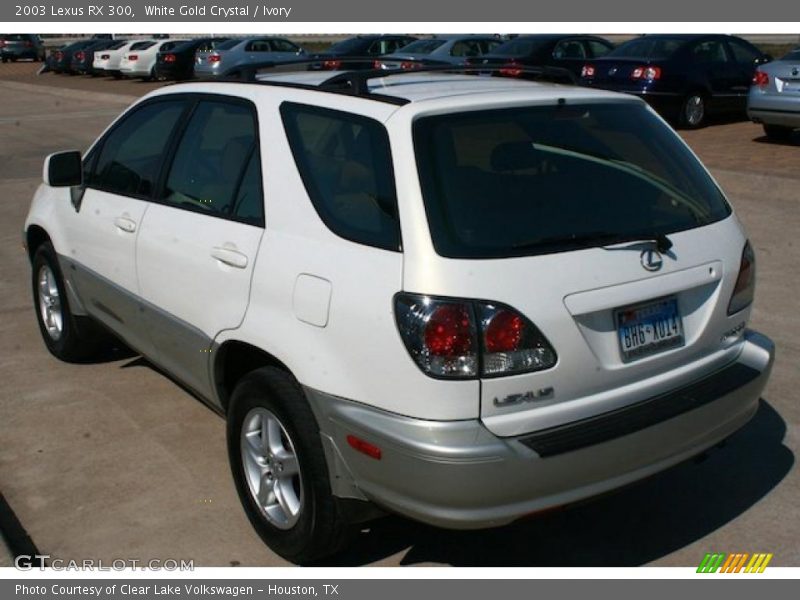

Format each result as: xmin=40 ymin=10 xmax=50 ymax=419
xmin=211 ymin=246 xmax=248 ymax=269
xmin=114 ymin=215 xmax=137 ymax=233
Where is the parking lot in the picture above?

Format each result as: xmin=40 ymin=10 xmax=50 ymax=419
xmin=0 ymin=60 xmax=798 ymax=567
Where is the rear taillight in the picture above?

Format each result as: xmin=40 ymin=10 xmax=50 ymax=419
xmin=0 ymin=41 xmax=6 ymax=48
xmin=395 ymin=293 xmax=556 ymax=379
xmin=499 ymin=60 xmax=522 ymax=77
xmin=752 ymin=71 xmax=769 ymax=87
xmin=100 ymin=54 xmax=110 ymax=60
xmin=75 ymin=51 xmax=85 ymax=61
xmin=208 ymin=54 xmax=221 ymax=63
xmin=372 ymin=59 xmax=383 ymax=69
xmin=631 ymin=65 xmax=662 ymax=81
xmin=400 ymin=61 xmax=419 ymax=70
xmin=581 ymin=64 xmax=595 ymax=78
xmin=322 ymin=59 xmax=341 ymax=70
xmin=128 ymin=54 xmax=138 ymax=61
xmin=164 ymin=54 xmax=176 ymax=63
xmin=728 ymin=241 xmax=756 ymax=315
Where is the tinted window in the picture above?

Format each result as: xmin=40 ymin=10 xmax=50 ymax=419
xmin=553 ymin=40 xmax=586 ymax=59
xmin=328 ymin=37 xmax=369 ymax=54
xmin=93 ymin=100 xmax=185 ymax=197
xmin=413 ymin=104 xmax=731 ymax=259
xmin=692 ymin=40 xmax=728 ymax=63
xmin=162 ymin=100 xmax=257 ymax=218
xmin=130 ymin=41 xmax=155 ymax=51
xmin=270 ymin=39 xmax=299 ymax=52
xmin=450 ymin=40 xmax=483 ymax=57
xmin=109 ymin=40 xmax=128 ymax=50
xmin=281 ymin=104 xmax=400 ymax=251
xmin=231 ymin=150 xmax=264 ymax=226
xmin=610 ymin=37 xmax=683 ymax=60
xmin=782 ymin=48 xmax=800 ymax=61
xmin=246 ymin=40 xmax=271 ymax=52
xmin=216 ymin=38 xmax=241 ymax=50
xmin=491 ymin=38 xmax=549 ymax=57
xmin=399 ymin=39 xmax=447 ymax=54
xmin=728 ymin=39 xmax=760 ymax=64
xmin=587 ymin=40 xmax=612 ymax=57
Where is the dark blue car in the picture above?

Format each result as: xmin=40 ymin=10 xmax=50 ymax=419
xmin=580 ymin=34 xmax=771 ymax=128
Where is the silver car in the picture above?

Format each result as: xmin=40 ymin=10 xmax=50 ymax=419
xmin=376 ymin=35 xmax=503 ymax=69
xmin=194 ymin=36 xmax=305 ymax=78
xmin=748 ymin=47 xmax=800 ymax=140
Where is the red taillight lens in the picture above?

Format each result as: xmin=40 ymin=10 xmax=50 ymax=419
xmin=0 ymin=41 xmax=6 ymax=48
xmin=75 ymin=51 xmax=85 ymax=61
xmin=424 ymin=304 xmax=475 ymax=357
xmin=728 ymin=241 xmax=756 ymax=315
xmin=499 ymin=60 xmax=522 ymax=77
xmin=100 ymin=54 xmax=110 ymax=60
xmin=164 ymin=54 xmax=176 ymax=63
xmin=631 ymin=65 xmax=662 ymax=81
xmin=752 ymin=71 xmax=769 ymax=87
xmin=128 ymin=54 xmax=138 ymax=61
xmin=581 ymin=64 xmax=595 ymax=78
xmin=346 ymin=435 xmax=382 ymax=460
xmin=322 ymin=59 xmax=341 ymax=70
xmin=395 ymin=294 xmax=556 ymax=379
xmin=400 ymin=61 xmax=419 ymax=70
xmin=208 ymin=54 xmax=221 ymax=63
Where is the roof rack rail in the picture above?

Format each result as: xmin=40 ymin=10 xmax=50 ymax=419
xmin=215 ymin=57 xmax=578 ymax=106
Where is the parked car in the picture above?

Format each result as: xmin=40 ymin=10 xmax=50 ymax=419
xmin=24 ymin=69 xmax=774 ymax=564
xmin=308 ymin=34 xmax=418 ymax=70
xmin=120 ymin=39 xmax=188 ymax=80
xmin=93 ymin=39 xmax=152 ymax=78
xmin=195 ymin=37 xmax=306 ymax=78
xmin=154 ymin=37 xmax=231 ymax=80
xmin=0 ymin=33 xmax=46 ymax=62
xmin=478 ymin=34 xmax=614 ymax=79
xmin=748 ymin=46 xmax=800 ymax=141
xmin=580 ymin=34 xmax=771 ymax=128
xmin=71 ymin=39 xmax=125 ymax=75
xmin=50 ymin=39 xmax=97 ymax=74
xmin=375 ymin=35 xmax=503 ymax=69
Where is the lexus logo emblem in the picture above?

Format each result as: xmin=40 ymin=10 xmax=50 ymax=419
xmin=641 ymin=249 xmax=663 ymax=272
xmin=609 ymin=67 xmax=618 ymax=75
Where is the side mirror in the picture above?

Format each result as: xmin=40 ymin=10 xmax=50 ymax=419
xmin=43 ymin=150 xmax=82 ymax=187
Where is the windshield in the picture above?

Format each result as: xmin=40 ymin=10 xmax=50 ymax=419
xmin=413 ymin=103 xmax=731 ymax=258
xmin=781 ymin=48 xmax=800 ymax=61
xmin=490 ymin=38 xmax=549 ymax=57
xmin=396 ymin=39 xmax=446 ymax=54
xmin=609 ymin=37 xmax=684 ymax=60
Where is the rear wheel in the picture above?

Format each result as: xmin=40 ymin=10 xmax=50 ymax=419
xmin=680 ymin=93 xmax=707 ymax=128
xmin=227 ymin=367 xmax=352 ymax=564
xmin=763 ymin=124 xmax=794 ymax=141
xmin=31 ymin=242 xmax=106 ymax=362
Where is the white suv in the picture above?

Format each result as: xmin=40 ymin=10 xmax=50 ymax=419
xmin=24 ymin=69 xmax=774 ymax=564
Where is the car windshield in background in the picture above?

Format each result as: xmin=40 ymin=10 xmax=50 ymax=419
xmin=130 ymin=41 xmax=156 ymax=51
xmin=328 ymin=37 xmax=369 ymax=53
xmin=413 ymin=103 xmax=731 ymax=259
xmin=397 ymin=39 xmax=447 ymax=54
xmin=491 ymin=38 xmax=549 ymax=57
xmin=109 ymin=41 xmax=128 ymax=50
xmin=609 ymin=37 xmax=684 ymax=60
xmin=781 ymin=48 xmax=800 ymax=60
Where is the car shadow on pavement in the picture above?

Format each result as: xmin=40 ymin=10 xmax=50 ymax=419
xmin=321 ymin=399 xmax=793 ymax=566
xmin=752 ymin=134 xmax=800 ymax=147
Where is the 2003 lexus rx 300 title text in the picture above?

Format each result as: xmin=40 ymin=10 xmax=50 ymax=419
xmin=24 ymin=67 xmax=774 ymax=564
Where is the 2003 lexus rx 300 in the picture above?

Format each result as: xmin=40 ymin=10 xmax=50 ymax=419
xmin=24 ymin=69 xmax=774 ymax=563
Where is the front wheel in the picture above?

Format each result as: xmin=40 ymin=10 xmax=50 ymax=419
xmin=680 ymin=93 xmax=707 ymax=128
xmin=227 ymin=367 xmax=352 ymax=564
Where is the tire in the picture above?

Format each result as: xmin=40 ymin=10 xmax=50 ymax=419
xmin=763 ymin=124 xmax=794 ymax=141
xmin=680 ymin=92 xmax=707 ymax=129
xmin=31 ymin=242 xmax=105 ymax=362
xmin=227 ymin=367 xmax=353 ymax=564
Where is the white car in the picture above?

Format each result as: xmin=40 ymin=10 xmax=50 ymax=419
xmin=119 ymin=39 xmax=187 ymax=80
xmin=24 ymin=69 xmax=774 ymax=564
xmin=93 ymin=39 xmax=153 ymax=77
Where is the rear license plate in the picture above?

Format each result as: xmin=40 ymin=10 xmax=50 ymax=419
xmin=615 ymin=296 xmax=684 ymax=362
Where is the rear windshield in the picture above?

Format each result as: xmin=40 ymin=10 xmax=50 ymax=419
xmin=396 ymin=39 xmax=446 ymax=54
xmin=413 ymin=103 xmax=731 ymax=259
xmin=130 ymin=41 xmax=156 ymax=51
xmin=781 ymin=48 xmax=800 ymax=61
xmin=109 ymin=40 xmax=128 ymax=50
xmin=328 ymin=37 xmax=369 ymax=53
xmin=216 ymin=38 xmax=242 ymax=50
xmin=491 ymin=38 xmax=549 ymax=57
xmin=609 ymin=37 xmax=684 ymax=60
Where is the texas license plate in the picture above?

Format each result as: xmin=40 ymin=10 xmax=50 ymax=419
xmin=615 ymin=296 xmax=684 ymax=362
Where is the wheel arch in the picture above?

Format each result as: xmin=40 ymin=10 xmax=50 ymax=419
xmin=26 ymin=224 xmax=52 ymax=263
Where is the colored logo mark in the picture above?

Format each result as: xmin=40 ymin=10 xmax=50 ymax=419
xmin=697 ymin=552 xmax=773 ymax=573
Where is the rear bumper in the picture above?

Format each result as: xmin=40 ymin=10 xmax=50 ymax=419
xmin=307 ymin=330 xmax=774 ymax=529
xmin=748 ymin=105 xmax=800 ymax=128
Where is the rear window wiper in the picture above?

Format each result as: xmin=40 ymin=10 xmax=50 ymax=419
xmin=512 ymin=231 xmax=673 ymax=253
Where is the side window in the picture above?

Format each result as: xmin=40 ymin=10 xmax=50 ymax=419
xmin=92 ymin=100 xmax=185 ymax=198
xmin=246 ymin=40 xmax=270 ymax=52
xmin=481 ymin=40 xmax=502 ymax=54
xmin=281 ymin=103 xmax=401 ymax=252
xmin=162 ymin=100 xmax=258 ymax=220
xmin=270 ymin=39 xmax=299 ymax=53
xmin=231 ymin=149 xmax=264 ymax=226
xmin=368 ymin=40 xmax=391 ymax=55
xmin=692 ymin=40 xmax=728 ymax=63
xmin=451 ymin=41 xmax=481 ymax=58
xmin=587 ymin=40 xmax=612 ymax=58
xmin=728 ymin=39 xmax=761 ymax=65
xmin=553 ymin=40 xmax=586 ymax=60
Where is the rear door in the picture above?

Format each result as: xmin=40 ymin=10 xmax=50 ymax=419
xmin=136 ymin=96 xmax=264 ymax=399
xmin=66 ymin=97 xmax=188 ymax=355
